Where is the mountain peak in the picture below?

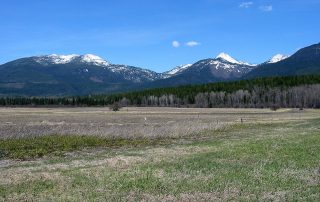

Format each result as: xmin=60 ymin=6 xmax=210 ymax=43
xmin=80 ymin=54 xmax=110 ymax=66
xmin=268 ymin=54 xmax=289 ymax=64
xmin=216 ymin=52 xmax=241 ymax=64
xmin=34 ymin=54 xmax=110 ymax=66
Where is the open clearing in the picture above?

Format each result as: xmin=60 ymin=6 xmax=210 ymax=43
xmin=0 ymin=107 xmax=316 ymax=139
xmin=0 ymin=108 xmax=319 ymax=201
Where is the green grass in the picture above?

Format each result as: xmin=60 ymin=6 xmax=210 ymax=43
xmin=130 ymin=129 xmax=315 ymax=195
xmin=1 ymin=118 xmax=320 ymax=201
xmin=0 ymin=135 xmax=168 ymax=160
xmin=61 ymin=120 xmax=320 ymax=201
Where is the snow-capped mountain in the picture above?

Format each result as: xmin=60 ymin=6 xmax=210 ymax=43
xmin=245 ymin=43 xmax=320 ymax=79
xmin=216 ymin=52 xmax=242 ymax=65
xmin=163 ymin=53 xmax=256 ymax=78
xmin=31 ymin=54 xmax=163 ymax=83
xmin=267 ymin=54 xmax=289 ymax=64
xmin=0 ymin=54 xmax=167 ymax=96
xmin=187 ymin=53 xmax=256 ymax=79
xmin=149 ymin=53 xmax=257 ymax=88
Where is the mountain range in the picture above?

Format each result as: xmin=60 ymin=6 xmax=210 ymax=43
xmin=0 ymin=43 xmax=319 ymax=96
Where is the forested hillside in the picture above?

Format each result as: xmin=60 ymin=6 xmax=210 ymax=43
xmin=1 ymin=75 xmax=320 ymax=108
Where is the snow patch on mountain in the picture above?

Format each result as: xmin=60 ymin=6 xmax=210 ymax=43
xmin=80 ymin=54 xmax=109 ymax=66
xmin=165 ymin=64 xmax=192 ymax=75
xmin=205 ymin=60 xmax=246 ymax=70
xmin=105 ymin=64 xmax=165 ymax=82
xmin=35 ymin=54 xmax=79 ymax=64
xmin=34 ymin=54 xmax=109 ymax=66
xmin=267 ymin=54 xmax=289 ymax=63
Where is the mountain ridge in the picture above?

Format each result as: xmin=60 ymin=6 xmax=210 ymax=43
xmin=0 ymin=42 xmax=319 ymax=96
xmin=245 ymin=43 xmax=320 ymax=78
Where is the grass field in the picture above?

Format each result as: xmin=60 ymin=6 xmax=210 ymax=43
xmin=0 ymin=108 xmax=319 ymax=201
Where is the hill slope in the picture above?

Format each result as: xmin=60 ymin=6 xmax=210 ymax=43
xmin=245 ymin=43 xmax=320 ymax=78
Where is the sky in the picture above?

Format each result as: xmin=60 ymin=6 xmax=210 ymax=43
xmin=0 ymin=0 xmax=319 ymax=72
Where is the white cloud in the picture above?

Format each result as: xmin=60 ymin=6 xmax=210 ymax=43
xmin=172 ymin=40 xmax=180 ymax=48
xmin=260 ymin=5 xmax=273 ymax=12
xmin=185 ymin=41 xmax=200 ymax=47
xmin=239 ymin=2 xmax=253 ymax=8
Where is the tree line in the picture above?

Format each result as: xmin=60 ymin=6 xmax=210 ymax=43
xmin=1 ymin=75 xmax=320 ymax=108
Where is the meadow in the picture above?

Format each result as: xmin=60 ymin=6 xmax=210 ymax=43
xmin=0 ymin=107 xmax=319 ymax=201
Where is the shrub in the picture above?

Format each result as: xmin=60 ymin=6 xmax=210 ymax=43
xmin=270 ymin=106 xmax=280 ymax=111
xmin=109 ymin=102 xmax=122 ymax=111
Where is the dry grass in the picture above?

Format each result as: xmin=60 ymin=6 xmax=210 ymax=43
xmin=0 ymin=107 xmax=317 ymax=139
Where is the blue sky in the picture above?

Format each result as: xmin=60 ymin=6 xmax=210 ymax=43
xmin=0 ymin=0 xmax=319 ymax=72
